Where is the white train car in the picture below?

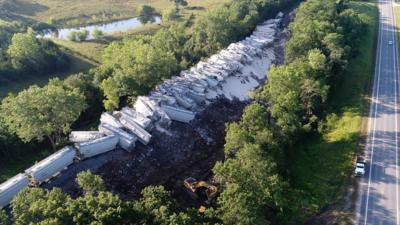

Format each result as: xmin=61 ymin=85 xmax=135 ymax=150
xmin=100 ymin=112 xmax=123 ymax=129
xmin=161 ymin=105 xmax=196 ymax=123
xmin=75 ymin=135 xmax=119 ymax=159
xmin=121 ymin=107 xmax=153 ymax=130
xmin=69 ymin=131 xmax=105 ymax=143
xmin=173 ymin=92 xmax=194 ymax=109
xmin=99 ymin=123 xmax=137 ymax=152
xmin=0 ymin=173 xmax=29 ymax=208
xmin=135 ymin=97 xmax=172 ymax=127
xmin=134 ymin=96 xmax=157 ymax=119
xmin=119 ymin=115 xmax=152 ymax=145
xmin=25 ymin=146 xmax=76 ymax=185
xmin=188 ymin=90 xmax=206 ymax=104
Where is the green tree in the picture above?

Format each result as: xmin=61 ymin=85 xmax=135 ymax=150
xmin=100 ymin=39 xmax=179 ymax=110
xmin=185 ymin=7 xmax=237 ymax=60
xmin=0 ymin=79 xmax=87 ymax=150
xmin=138 ymin=5 xmax=156 ymax=24
xmin=67 ymin=31 xmax=77 ymax=41
xmin=255 ymin=61 xmax=328 ymax=135
xmin=214 ymin=143 xmax=286 ymax=225
xmin=91 ymin=28 xmax=104 ymax=39
xmin=151 ymin=24 xmax=187 ymax=61
xmin=0 ymin=209 xmax=8 ymax=225
xmin=169 ymin=0 xmax=188 ymax=9
xmin=101 ymin=76 xmax=121 ymax=111
xmin=11 ymin=188 xmax=72 ymax=225
xmin=76 ymin=29 xmax=89 ymax=41
xmin=308 ymin=48 xmax=326 ymax=71
xmin=137 ymin=186 xmax=181 ymax=224
xmin=7 ymin=28 xmax=45 ymax=73
xmin=161 ymin=8 xmax=179 ymax=23
xmin=68 ymin=191 xmax=125 ymax=225
xmin=76 ymin=170 xmax=106 ymax=193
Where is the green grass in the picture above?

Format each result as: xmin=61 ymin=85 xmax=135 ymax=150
xmin=287 ymin=0 xmax=378 ymax=222
xmin=53 ymin=39 xmax=105 ymax=64
xmin=0 ymin=0 xmax=230 ymax=28
xmin=395 ymin=6 xmax=400 ymax=57
xmin=0 ymin=46 xmax=95 ymax=98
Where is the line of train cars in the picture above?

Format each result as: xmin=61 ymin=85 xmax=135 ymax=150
xmin=0 ymin=106 xmax=154 ymax=208
xmin=0 ymin=13 xmax=283 ymax=209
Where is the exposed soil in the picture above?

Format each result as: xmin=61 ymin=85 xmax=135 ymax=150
xmin=98 ymin=98 xmax=247 ymax=207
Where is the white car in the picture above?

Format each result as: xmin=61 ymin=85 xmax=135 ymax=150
xmin=389 ymin=41 xmax=393 ymax=45
xmin=355 ymin=163 xmax=366 ymax=177
xmin=355 ymin=156 xmax=366 ymax=177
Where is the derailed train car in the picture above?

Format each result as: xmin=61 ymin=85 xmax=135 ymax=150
xmin=75 ymin=134 xmax=119 ymax=159
xmin=25 ymin=146 xmax=76 ymax=185
xmin=0 ymin=173 xmax=29 ymax=208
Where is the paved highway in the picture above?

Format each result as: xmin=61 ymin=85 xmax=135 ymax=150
xmin=356 ymin=0 xmax=400 ymax=224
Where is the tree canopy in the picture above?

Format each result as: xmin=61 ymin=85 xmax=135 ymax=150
xmin=0 ymin=23 xmax=68 ymax=78
xmin=138 ymin=5 xmax=157 ymax=24
xmin=0 ymin=79 xmax=87 ymax=150
xmin=100 ymin=39 xmax=179 ymax=110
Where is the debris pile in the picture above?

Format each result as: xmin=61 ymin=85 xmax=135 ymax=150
xmin=98 ymin=99 xmax=247 ymax=202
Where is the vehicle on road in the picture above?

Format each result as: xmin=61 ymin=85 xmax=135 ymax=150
xmin=389 ymin=40 xmax=393 ymax=45
xmin=355 ymin=156 xmax=366 ymax=177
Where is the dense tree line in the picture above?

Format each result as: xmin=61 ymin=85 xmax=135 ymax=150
xmin=212 ymin=0 xmax=368 ymax=223
xmin=0 ymin=171 xmax=219 ymax=225
xmin=0 ymin=20 xmax=68 ymax=81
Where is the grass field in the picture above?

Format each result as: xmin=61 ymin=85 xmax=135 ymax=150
xmin=0 ymin=0 xmax=229 ymax=27
xmin=0 ymin=47 xmax=95 ymax=98
xmin=395 ymin=5 xmax=400 ymax=58
xmin=287 ymin=1 xmax=378 ymax=222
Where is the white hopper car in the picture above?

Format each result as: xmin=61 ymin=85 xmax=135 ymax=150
xmin=120 ymin=107 xmax=153 ymax=130
xmin=99 ymin=123 xmax=137 ymax=151
xmin=161 ymin=105 xmax=196 ymax=123
xmin=25 ymin=146 xmax=76 ymax=185
xmin=0 ymin=173 xmax=29 ymax=208
xmin=75 ymin=134 xmax=119 ymax=159
xmin=0 ymin=134 xmax=121 ymax=208
xmin=119 ymin=115 xmax=152 ymax=145
xmin=100 ymin=112 xmax=124 ymax=129
xmin=69 ymin=131 xmax=105 ymax=143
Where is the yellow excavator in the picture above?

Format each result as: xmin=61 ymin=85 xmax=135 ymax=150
xmin=183 ymin=177 xmax=218 ymax=214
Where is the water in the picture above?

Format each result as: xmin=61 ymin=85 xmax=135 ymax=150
xmin=40 ymin=16 xmax=161 ymax=40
